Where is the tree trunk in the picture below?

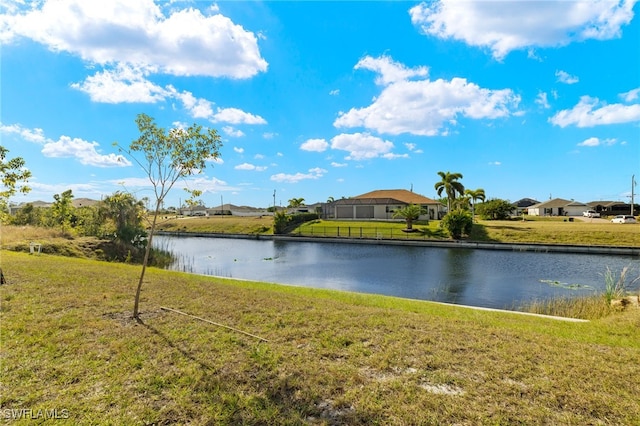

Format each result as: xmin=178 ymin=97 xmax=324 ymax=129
xmin=133 ymin=198 xmax=161 ymax=320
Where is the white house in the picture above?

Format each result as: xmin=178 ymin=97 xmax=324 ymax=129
xmin=527 ymin=198 xmax=588 ymax=216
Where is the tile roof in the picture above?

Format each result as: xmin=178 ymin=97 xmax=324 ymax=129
xmin=529 ymin=198 xmax=586 ymax=208
xmin=353 ymin=189 xmax=439 ymax=205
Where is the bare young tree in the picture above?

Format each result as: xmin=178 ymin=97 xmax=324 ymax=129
xmin=115 ymin=114 xmax=222 ymax=320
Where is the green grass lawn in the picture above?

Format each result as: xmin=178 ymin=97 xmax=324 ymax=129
xmin=292 ymin=218 xmax=640 ymax=247
xmin=2 ymin=251 xmax=639 ymax=424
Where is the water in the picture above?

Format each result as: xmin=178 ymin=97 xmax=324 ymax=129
xmin=154 ymin=235 xmax=639 ymax=310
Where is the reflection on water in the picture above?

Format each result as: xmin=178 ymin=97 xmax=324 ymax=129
xmin=154 ymin=235 xmax=639 ymax=311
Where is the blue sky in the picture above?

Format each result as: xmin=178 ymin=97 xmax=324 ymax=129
xmin=1 ymin=0 xmax=639 ymax=209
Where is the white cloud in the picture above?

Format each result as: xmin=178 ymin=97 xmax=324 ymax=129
xmin=233 ymin=147 xmax=244 ymax=154
xmin=577 ymin=137 xmax=616 ymax=147
xmin=26 ymin=179 xmax=102 ymax=197
xmin=184 ymin=176 xmax=239 ymax=193
xmin=330 ymin=162 xmax=348 ymax=168
xmin=382 ymin=153 xmax=409 ymax=160
xmin=620 ymin=88 xmax=640 ymax=102
xmin=578 ymin=137 xmax=600 ymax=147
xmin=212 ymin=107 xmax=267 ymax=125
xmin=404 ymin=143 xmax=422 ymax=154
xmin=335 ymin=57 xmax=520 ymax=136
xmin=172 ymin=121 xmax=188 ymax=130
xmin=526 ymin=49 xmax=543 ymax=61
xmin=409 ymin=0 xmax=636 ymax=60
xmin=300 ymin=138 xmax=329 ymax=152
xmin=330 ymin=133 xmax=394 ymax=161
xmin=1 ymin=122 xmax=130 ymax=167
xmin=263 ymin=132 xmax=277 ymax=139
xmin=71 ymin=65 xmax=168 ymax=103
xmin=0 ymin=123 xmax=47 ymax=143
xmin=2 ymin=0 xmax=267 ymax=78
xmin=555 ymin=70 xmax=579 ymax=84
xmin=309 ymin=167 xmax=327 ymax=174
xmin=235 ymin=162 xmax=266 ymax=171
xmin=404 ymin=142 xmax=423 ymax=154
xmin=222 ymin=126 xmax=245 ymax=138
xmin=42 ymin=136 xmax=131 ymax=167
xmin=536 ymin=92 xmax=550 ymax=109
xmin=172 ymin=88 xmax=215 ymax=118
xmin=355 ymin=55 xmax=429 ymax=85
xmin=488 ymin=161 xmax=502 ymax=166
xmin=71 ymin=68 xmax=266 ymax=126
xmin=270 ymin=168 xmax=326 ymax=183
xmin=550 ymin=95 xmax=640 ymax=127
xmin=329 ymin=89 xmax=340 ymax=96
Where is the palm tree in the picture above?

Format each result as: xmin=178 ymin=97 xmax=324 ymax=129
xmin=393 ymin=204 xmax=426 ymax=232
xmin=434 ymin=171 xmax=464 ymax=212
xmin=465 ymin=188 xmax=486 ymax=220
xmin=287 ymin=197 xmax=305 ymax=208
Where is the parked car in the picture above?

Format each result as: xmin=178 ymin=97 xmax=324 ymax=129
xmin=611 ymin=215 xmax=637 ymax=224
xmin=582 ymin=210 xmax=600 ymax=218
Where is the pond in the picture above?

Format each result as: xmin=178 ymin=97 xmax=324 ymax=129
xmin=153 ymin=235 xmax=640 ymax=311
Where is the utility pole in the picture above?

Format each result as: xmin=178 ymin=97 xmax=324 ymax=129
xmin=273 ymin=190 xmax=276 ymax=211
xmin=632 ymin=175 xmax=636 ymax=216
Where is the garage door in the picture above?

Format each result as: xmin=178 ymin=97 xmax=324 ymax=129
xmin=355 ymin=205 xmax=374 ymax=218
xmin=336 ymin=206 xmax=353 ymax=219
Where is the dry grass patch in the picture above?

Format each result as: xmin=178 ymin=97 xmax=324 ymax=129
xmin=2 ymin=251 xmax=639 ymax=424
xmin=474 ymin=219 xmax=640 ymax=246
xmin=155 ymin=215 xmax=273 ymax=235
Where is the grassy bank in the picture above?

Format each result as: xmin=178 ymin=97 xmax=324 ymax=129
xmin=31 ymin=213 xmax=631 ymax=247
xmin=292 ymin=218 xmax=640 ymax=247
xmin=0 ymin=226 xmax=172 ymax=266
xmin=2 ymin=251 xmax=639 ymax=424
xmin=154 ymin=215 xmax=273 ymax=235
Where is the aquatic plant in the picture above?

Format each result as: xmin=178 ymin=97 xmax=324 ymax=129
xmin=539 ymin=280 xmax=593 ymax=290
xmin=603 ymin=265 xmax=639 ymax=304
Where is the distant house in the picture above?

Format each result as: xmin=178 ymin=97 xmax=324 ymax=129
xmin=180 ymin=205 xmax=207 ymax=216
xmin=9 ymin=200 xmax=50 ymax=215
xmin=207 ymin=204 xmax=271 ymax=217
xmin=512 ymin=198 xmax=540 ymax=215
xmin=9 ymin=198 xmax=100 ymax=215
xmin=301 ymin=202 xmax=324 ymax=215
xmin=586 ymin=201 xmax=639 ymax=217
xmin=330 ymin=189 xmax=444 ymax=220
xmin=527 ymin=198 xmax=588 ymax=216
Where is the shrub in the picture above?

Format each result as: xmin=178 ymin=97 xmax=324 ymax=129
xmin=440 ymin=209 xmax=473 ymax=239
xmin=274 ymin=212 xmax=319 ymax=234
xmin=476 ymin=198 xmax=515 ymax=220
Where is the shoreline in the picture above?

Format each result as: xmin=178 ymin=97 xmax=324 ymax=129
xmin=155 ymin=231 xmax=640 ymax=256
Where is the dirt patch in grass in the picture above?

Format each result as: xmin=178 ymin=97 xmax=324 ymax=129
xmin=102 ymin=309 xmax=166 ymax=326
